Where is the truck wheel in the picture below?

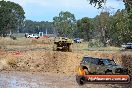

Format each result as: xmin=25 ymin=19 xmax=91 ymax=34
xmin=68 ymin=45 xmax=72 ymax=52
xmin=36 ymin=37 xmax=39 ymax=39
xmin=53 ymin=44 xmax=57 ymax=51
xmin=64 ymin=47 xmax=68 ymax=52
xmin=76 ymin=75 xmax=86 ymax=85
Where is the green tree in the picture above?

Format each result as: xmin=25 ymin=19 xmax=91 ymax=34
xmin=111 ymin=10 xmax=131 ymax=45
xmin=88 ymin=0 xmax=132 ymax=45
xmin=53 ymin=11 xmax=76 ymax=37
xmin=87 ymin=0 xmax=131 ymax=9
xmin=88 ymin=0 xmax=132 ymax=33
xmin=0 ymin=0 xmax=25 ymax=36
xmin=88 ymin=0 xmax=106 ymax=8
xmin=93 ymin=12 xmax=112 ymax=46
xmin=77 ymin=17 xmax=92 ymax=41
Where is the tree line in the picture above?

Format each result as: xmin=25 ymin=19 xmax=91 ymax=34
xmin=22 ymin=20 xmax=54 ymax=34
xmin=0 ymin=0 xmax=131 ymax=46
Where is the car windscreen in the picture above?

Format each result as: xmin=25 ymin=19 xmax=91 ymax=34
xmin=103 ymin=59 xmax=116 ymax=65
xmin=74 ymin=38 xmax=80 ymax=40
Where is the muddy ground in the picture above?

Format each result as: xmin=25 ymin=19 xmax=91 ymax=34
xmin=0 ymin=71 xmax=131 ymax=88
xmin=0 ymin=37 xmax=132 ymax=88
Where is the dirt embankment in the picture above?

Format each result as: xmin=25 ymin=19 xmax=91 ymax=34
xmin=0 ymin=49 xmax=132 ymax=76
xmin=1 ymin=51 xmax=82 ymax=75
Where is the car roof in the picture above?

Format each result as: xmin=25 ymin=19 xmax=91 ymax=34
xmin=83 ymin=56 xmax=112 ymax=60
xmin=127 ymin=43 xmax=132 ymax=44
xmin=83 ymin=56 xmax=92 ymax=58
xmin=101 ymin=59 xmax=110 ymax=60
xmin=74 ymin=38 xmax=80 ymax=39
xmin=83 ymin=56 xmax=99 ymax=60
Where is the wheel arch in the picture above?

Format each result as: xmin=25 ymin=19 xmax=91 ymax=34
xmin=82 ymin=66 xmax=88 ymax=70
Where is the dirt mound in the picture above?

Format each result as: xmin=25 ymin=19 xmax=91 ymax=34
xmin=12 ymin=51 xmax=82 ymax=75
xmin=0 ymin=50 xmax=132 ymax=76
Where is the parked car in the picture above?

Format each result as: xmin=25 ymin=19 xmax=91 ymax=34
xmin=27 ymin=34 xmax=39 ymax=39
xmin=79 ymin=56 xmax=128 ymax=75
xmin=121 ymin=42 xmax=132 ymax=49
xmin=74 ymin=38 xmax=82 ymax=43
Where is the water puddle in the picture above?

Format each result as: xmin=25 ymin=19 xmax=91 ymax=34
xmin=0 ymin=72 xmax=58 ymax=88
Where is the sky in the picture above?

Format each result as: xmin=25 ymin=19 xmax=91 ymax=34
xmin=4 ymin=0 xmax=125 ymax=22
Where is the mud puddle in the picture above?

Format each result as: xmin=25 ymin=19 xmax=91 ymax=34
xmin=0 ymin=71 xmax=78 ymax=88
xmin=0 ymin=71 xmax=131 ymax=88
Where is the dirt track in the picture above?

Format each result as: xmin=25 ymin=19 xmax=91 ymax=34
xmin=0 ymin=38 xmax=132 ymax=88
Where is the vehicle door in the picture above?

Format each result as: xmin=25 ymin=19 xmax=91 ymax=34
xmin=96 ymin=59 xmax=106 ymax=74
xmin=88 ymin=58 xmax=97 ymax=73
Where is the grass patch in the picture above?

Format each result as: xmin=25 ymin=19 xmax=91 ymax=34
xmin=74 ymin=42 xmax=121 ymax=51
xmin=0 ymin=37 xmax=53 ymax=45
xmin=87 ymin=47 xmax=120 ymax=51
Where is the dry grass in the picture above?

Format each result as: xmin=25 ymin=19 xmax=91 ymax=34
xmin=73 ymin=42 xmax=88 ymax=51
xmin=0 ymin=37 xmax=31 ymax=45
xmin=74 ymin=42 xmax=121 ymax=52
xmin=31 ymin=38 xmax=53 ymax=44
xmin=0 ymin=37 xmax=53 ymax=45
xmin=0 ymin=52 xmax=17 ymax=70
xmin=99 ymin=46 xmax=120 ymax=51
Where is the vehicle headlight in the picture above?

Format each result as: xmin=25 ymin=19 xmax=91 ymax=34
xmin=123 ymin=68 xmax=128 ymax=73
